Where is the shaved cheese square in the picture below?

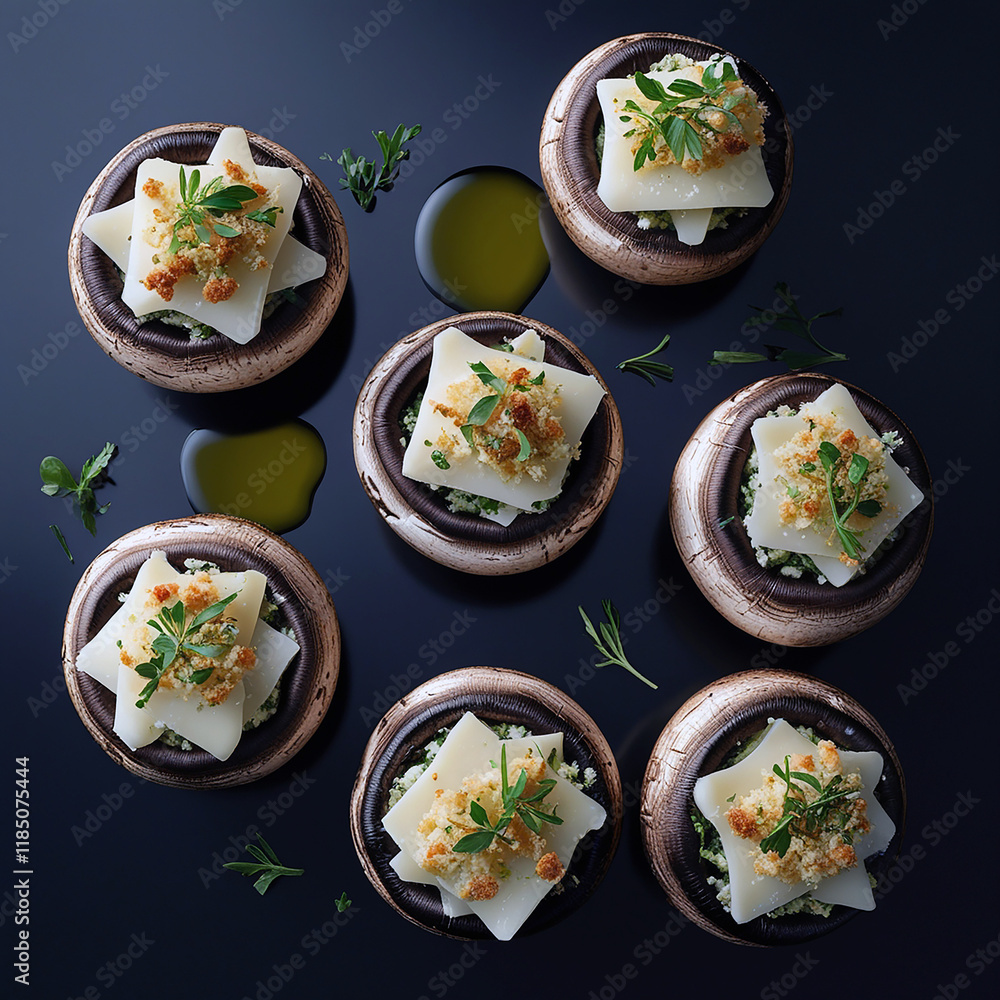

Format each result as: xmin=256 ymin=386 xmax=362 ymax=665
xmin=401 ymin=327 xmax=605 ymax=516
xmin=694 ymin=719 xmax=895 ymax=924
xmin=382 ymin=712 xmax=606 ymax=940
xmin=596 ymin=58 xmax=773 ymax=223
xmin=744 ymin=383 xmax=925 ymax=585
xmin=80 ymin=127 xmax=326 ymax=344
xmin=76 ymin=551 xmax=299 ymax=760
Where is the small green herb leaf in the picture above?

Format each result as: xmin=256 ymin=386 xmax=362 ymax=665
xmin=515 ymin=429 xmax=531 ymax=461
xmin=466 ymin=395 xmax=499 ymax=426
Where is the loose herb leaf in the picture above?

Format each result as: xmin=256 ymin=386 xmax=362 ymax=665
xmin=710 ymin=282 xmax=847 ymax=370
xmin=49 ymin=524 xmax=73 ymax=562
xmin=335 ymin=892 xmax=351 ymax=913
xmin=466 ymin=394 xmax=499 ymax=426
xmin=514 ymin=429 xmax=531 ymax=461
xmin=468 ymin=361 xmax=507 ymax=395
xmin=616 ymin=332 xmax=673 ymax=386
xmin=324 ymin=123 xmax=422 ymax=211
xmin=40 ymin=442 xmax=117 ymax=551
xmin=223 ymin=833 xmax=304 ymax=895
xmin=579 ymin=600 xmax=658 ymax=689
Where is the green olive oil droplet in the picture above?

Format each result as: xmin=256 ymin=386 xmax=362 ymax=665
xmin=180 ymin=421 xmax=326 ymax=533
xmin=414 ymin=167 xmax=550 ymax=312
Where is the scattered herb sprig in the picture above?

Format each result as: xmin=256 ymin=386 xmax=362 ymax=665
xmin=132 ymin=590 xmax=240 ymax=708
xmin=710 ymin=282 xmax=846 ymax=370
xmin=452 ymin=745 xmax=563 ymax=854
xmin=616 ymin=332 xmax=673 ymax=386
xmin=169 ymin=167 xmax=279 ymax=255
xmin=40 ymin=442 xmax=117 ymax=560
xmin=758 ymin=755 xmax=853 ymax=858
xmin=816 ymin=441 xmax=882 ymax=561
xmin=323 ymin=124 xmax=422 ymax=211
xmin=579 ymin=600 xmax=658 ymax=689
xmin=222 ymin=833 xmax=304 ymax=895
xmin=621 ymin=61 xmax=743 ymax=170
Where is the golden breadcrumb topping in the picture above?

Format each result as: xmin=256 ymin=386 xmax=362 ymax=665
xmin=725 ymin=740 xmax=871 ymax=886
xmin=426 ymin=358 xmax=576 ymax=488
xmin=124 ymin=571 xmax=255 ymax=706
xmin=414 ymin=750 xmax=565 ymax=901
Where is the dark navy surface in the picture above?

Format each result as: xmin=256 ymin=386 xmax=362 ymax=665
xmin=3 ymin=1 xmax=997 ymax=998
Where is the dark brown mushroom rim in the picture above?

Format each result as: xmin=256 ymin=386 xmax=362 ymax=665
xmin=562 ymin=33 xmax=791 ymax=257
xmin=357 ymin=693 xmax=621 ymax=939
xmin=370 ymin=315 xmax=616 ymax=544
xmin=669 ymin=697 xmax=905 ymax=946
xmin=77 ymin=124 xmax=338 ymax=363
xmin=713 ymin=373 xmax=933 ymax=599
xmin=64 ymin=533 xmax=323 ymax=784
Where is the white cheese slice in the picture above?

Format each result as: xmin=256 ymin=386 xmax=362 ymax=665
xmin=80 ymin=127 xmax=326 ymax=345
xmin=744 ymin=383 xmax=925 ymax=586
xmin=401 ymin=327 xmax=605 ymax=514
xmin=382 ymin=712 xmax=606 ymax=940
xmin=693 ymin=718 xmax=895 ymax=924
xmin=242 ymin=617 xmax=299 ymax=722
xmin=668 ymin=208 xmax=713 ymax=246
xmin=82 ymin=199 xmax=324 ymax=298
xmin=596 ymin=58 xmax=773 ymax=242
xmin=76 ymin=551 xmax=298 ymax=760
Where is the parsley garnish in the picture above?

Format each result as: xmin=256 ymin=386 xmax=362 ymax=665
xmin=452 ymin=745 xmax=563 ymax=854
xmin=620 ymin=61 xmax=747 ymax=170
xmin=616 ymin=333 xmax=673 ymax=386
xmin=710 ymin=282 xmax=846 ymax=370
xmin=133 ymin=591 xmax=241 ymax=708
xmin=816 ymin=442 xmax=882 ymax=562
xmin=169 ymin=167 xmax=278 ymax=255
xmin=222 ymin=833 xmax=304 ymax=895
xmin=323 ymin=123 xmax=422 ymax=212
xmin=579 ymin=600 xmax=658 ymax=689
xmin=40 ymin=442 xmax=117 ymax=558
xmin=758 ymin=756 xmax=853 ymax=858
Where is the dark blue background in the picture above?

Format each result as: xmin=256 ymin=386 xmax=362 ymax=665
xmin=3 ymin=1 xmax=997 ymax=998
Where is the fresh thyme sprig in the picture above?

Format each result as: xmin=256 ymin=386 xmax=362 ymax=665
xmin=169 ymin=167 xmax=279 ymax=255
xmin=758 ymin=755 xmax=853 ymax=858
xmin=616 ymin=332 xmax=673 ymax=386
xmin=40 ymin=442 xmax=117 ymax=559
xmin=579 ymin=600 xmax=658 ymax=689
xmin=621 ymin=61 xmax=745 ymax=170
xmin=133 ymin=590 xmax=241 ymax=708
xmin=222 ymin=833 xmax=304 ymax=895
xmin=710 ymin=282 xmax=846 ymax=370
xmin=322 ymin=123 xmax=422 ymax=211
xmin=452 ymin=745 xmax=563 ymax=854
xmin=816 ymin=441 xmax=882 ymax=561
